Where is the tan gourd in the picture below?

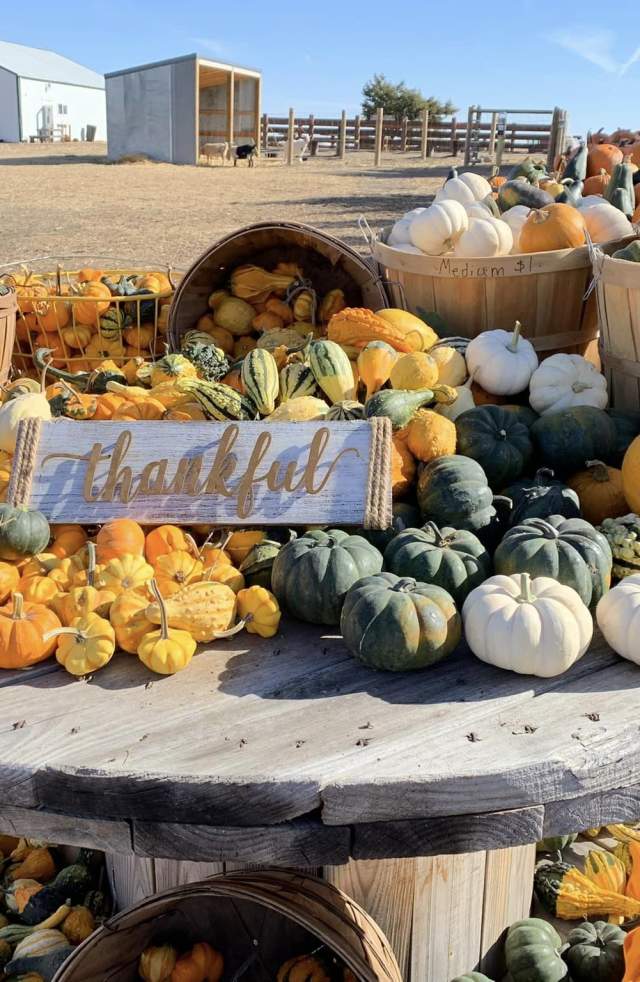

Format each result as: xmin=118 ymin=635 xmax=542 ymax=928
xmin=145 ymin=580 xmax=238 ymax=643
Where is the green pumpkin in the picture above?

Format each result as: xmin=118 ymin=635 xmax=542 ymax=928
xmin=384 ymin=522 xmax=491 ymax=605
xmin=606 ymin=161 xmax=636 ymax=217
xmin=0 ymin=504 xmax=50 ymax=561
xmin=613 ymin=239 xmax=640 ymax=263
xmin=608 ymin=408 xmax=640 ymax=464
xmin=239 ymin=537 xmax=288 ymax=589
xmin=271 ymin=529 xmax=383 ymax=625
xmin=362 ymin=501 xmax=421 ymax=553
xmin=501 ymin=404 xmax=539 ymax=428
xmin=556 ymin=178 xmax=584 ymax=207
xmin=563 ymin=920 xmax=626 ymax=982
xmin=340 ymin=572 xmax=461 ymax=671
xmin=417 ymin=455 xmax=495 ymax=532
xmin=451 ymin=975 xmax=494 ymax=982
xmin=507 ymin=158 xmax=548 ymax=184
xmin=365 ymin=388 xmax=435 ymax=429
xmin=536 ymin=834 xmax=577 ymax=854
xmin=505 ymin=917 xmax=568 ymax=982
xmin=562 ymin=144 xmax=588 ymax=182
xmin=501 ymin=469 xmax=581 ymax=525
xmin=531 ymin=407 xmax=617 ymax=476
xmin=498 ymin=180 xmax=554 ymax=212
xmin=455 ymin=406 xmax=534 ymax=488
xmin=494 ymin=515 xmax=612 ymax=609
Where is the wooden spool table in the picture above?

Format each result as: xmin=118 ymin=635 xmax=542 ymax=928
xmin=0 ymin=623 xmax=637 ymax=981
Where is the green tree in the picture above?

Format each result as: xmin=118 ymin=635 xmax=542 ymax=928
xmin=361 ymin=74 xmax=456 ymax=121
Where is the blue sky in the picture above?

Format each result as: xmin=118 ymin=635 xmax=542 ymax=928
xmin=5 ymin=0 xmax=640 ymax=136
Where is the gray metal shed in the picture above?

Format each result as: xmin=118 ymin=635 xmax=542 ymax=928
xmin=105 ymin=53 xmax=261 ymax=164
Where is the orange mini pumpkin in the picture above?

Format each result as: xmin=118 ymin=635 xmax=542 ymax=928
xmin=587 ymin=143 xmax=624 ymax=177
xmin=51 ymin=525 xmax=88 ymax=559
xmin=145 ymin=525 xmax=192 ymax=565
xmin=74 ymin=281 xmax=112 ymax=325
xmin=96 ymin=519 xmax=146 ymax=564
xmin=0 ymin=592 xmax=60 ymax=669
xmin=519 ymin=203 xmax=586 ymax=253
xmin=0 ymin=562 xmax=19 ymax=604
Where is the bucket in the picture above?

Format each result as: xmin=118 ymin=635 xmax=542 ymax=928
xmin=593 ymin=235 xmax=640 ymax=409
xmin=53 ymin=869 xmax=402 ymax=982
xmin=0 ymin=286 xmax=16 ymax=384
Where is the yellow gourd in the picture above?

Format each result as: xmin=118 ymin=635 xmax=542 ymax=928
xmin=100 ymin=553 xmax=154 ymax=596
xmin=375 ymin=308 xmax=439 ymax=352
xmin=430 ymin=345 xmax=467 ymax=386
xmin=230 ymin=264 xmax=295 ymax=303
xmin=47 ymin=612 xmax=116 ymax=676
xmin=225 ymin=530 xmax=265 ymax=566
xmin=357 ymin=342 xmax=398 ymax=399
xmin=145 ymin=580 xmax=238 ymax=643
xmin=390 ymin=351 xmax=439 ymax=391
xmin=406 ymin=409 xmax=457 ymax=462
xmin=584 ymin=848 xmax=627 ymax=895
xmin=60 ymin=544 xmax=116 ymax=624
xmin=137 ymin=580 xmax=196 ymax=675
xmin=205 ymin=564 xmax=245 ymax=593
xmin=62 ymin=905 xmax=95 ymax=944
xmin=153 ymin=550 xmax=203 ymax=597
xmin=20 ymin=553 xmax=62 ymax=579
xmin=329 ymin=307 xmax=415 ymax=352
xmin=266 ymin=396 xmax=330 ymax=422
xmin=8 ymin=846 xmax=56 ymax=883
xmin=109 ymin=588 xmax=153 ymax=654
xmin=139 ymin=944 xmax=178 ymax=982
xmin=236 ymin=586 xmax=281 ymax=638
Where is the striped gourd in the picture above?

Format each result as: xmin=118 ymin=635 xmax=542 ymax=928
xmin=176 ymin=378 xmax=256 ymax=421
xmin=326 ymin=400 xmax=365 ymax=421
xmin=181 ymin=330 xmax=218 ymax=349
xmin=279 ymin=363 xmax=317 ymax=401
xmin=241 ymin=349 xmax=279 ymax=416
xmin=309 ymin=340 xmax=355 ymax=404
xmin=99 ymin=309 xmax=124 ymax=340
xmin=583 ymin=848 xmax=627 ymax=894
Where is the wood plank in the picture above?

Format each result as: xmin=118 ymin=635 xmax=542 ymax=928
xmin=352 ymin=807 xmax=543 ymax=860
xmin=154 ymin=858 xmax=224 ymax=891
xmin=324 ymin=858 xmax=415 ymax=981
xmin=543 ymin=785 xmax=640 ymax=836
xmin=411 ymin=851 xmax=486 ymax=982
xmin=478 ymin=844 xmax=536 ymax=978
xmin=0 ymin=805 xmax=132 ymax=853
xmin=106 ymin=853 xmax=155 ymax=911
xmin=133 ymin=819 xmax=350 ymax=865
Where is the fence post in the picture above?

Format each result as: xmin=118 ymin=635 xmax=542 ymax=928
xmin=547 ymin=108 xmax=559 ymax=171
xmin=489 ymin=111 xmax=498 ymax=158
xmin=287 ymin=107 xmax=295 ymax=165
xmin=420 ymin=108 xmax=429 ymax=159
xmin=374 ymin=107 xmax=383 ymax=166
xmin=261 ymin=113 xmax=269 ymax=152
xmin=308 ymin=114 xmax=315 ymax=139
xmin=554 ymin=109 xmax=567 ymax=167
xmin=338 ymin=109 xmax=347 ymax=158
xmin=464 ymin=106 xmax=474 ymax=164
xmin=451 ymin=114 xmax=458 ymax=157
xmin=400 ymin=116 xmax=408 ymax=153
xmin=355 ymin=114 xmax=361 ymax=150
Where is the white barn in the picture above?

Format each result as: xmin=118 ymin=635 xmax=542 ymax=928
xmin=0 ymin=39 xmax=105 ymax=143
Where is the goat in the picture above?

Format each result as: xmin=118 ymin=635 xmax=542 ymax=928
xmin=277 ymin=133 xmax=310 ymax=162
xmin=201 ymin=142 xmax=229 ymax=165
xmin=234 ymin=142 xmax=258 ymax=167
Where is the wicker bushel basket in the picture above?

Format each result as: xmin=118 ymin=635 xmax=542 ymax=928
xmin=168 ymin=221 xmax=389 ymax=349
xmin=371 ymin=229 xmax=602 ymax=363
xmin=593 ymin=235 xmax=640 ymax=410
xmin=0 ymin=285 xmax=16 ymax=384
xmin=53 ymin=869 xmax=402 ymax=982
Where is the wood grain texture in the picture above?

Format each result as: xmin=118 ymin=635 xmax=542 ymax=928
xmin=352 ymin=807 xmax=544 ymax=860
xmin=133 ymin=818 xmax=350 ymax=865
xmin=0 ymin=805 xmax=132 ymax=853
xmin=22 ymin=418 xmax=391 ymax=527
xmin=543 ymin=786 xmax=640 ymax=836
xmin=153 ymin=858 xmax=224 ymax=892
xmin=478 ymin=844 xmax=536 ymax=978
xmin=105 ymin=853 xmax=156 ymax=911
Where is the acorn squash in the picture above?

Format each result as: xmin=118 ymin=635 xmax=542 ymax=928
xmin=455 ymin=405 xmax=533 ymax=487
xmin=505 ymin=917 xmax=568 ymax=982
xmin=530 ymin=407 xmax=617 ymax=476
xmin=563 ymin=921 xmax=626 ymax=982
xmin=501 ymin=469 xmax=581 ymax=525
xmin=417 ymin=455 xmax=495 ymax=532
xmin=384 ymin=523 xmax=491 ymax=605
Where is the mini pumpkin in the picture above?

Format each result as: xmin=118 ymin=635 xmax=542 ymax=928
xmin=205 ymin=563 xmax=245 ymax=593
xmin=567 ymin=460 xmax=628 ymax=525
xmin=236 ymin=585 xmax=282 ymax=637
xmin=50 ymin=524 xmax=88 ymax=559
xmin=109 ymin=587 xmax=153 ymax=653
xmin=48 ymin=611 xmax=116 ymax=676
xmin=17 ymin=574 xmax=60 ymax=606
xmin=0 ymin=593 xmax=60 ymax=669
xmin=101 ymin=553 xmax=154 ymax=596
xmin=145 ymin=525 xmax=193 ymax=565
xmin=137 ymin=580 xmax=196 ymax=675
xmin=139 ymin=944 xmax=178 ymax=982
xmin=96 ymin=519 xmax=145 ymax=563
xmin=153 ymin=550 xmax=203 ymax=597
xmin=0 ymin=561 xmax=19 ymax=603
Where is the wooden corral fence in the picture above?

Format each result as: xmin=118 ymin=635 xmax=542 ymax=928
xmin=261 ymin=106 xmax=565 ymax=165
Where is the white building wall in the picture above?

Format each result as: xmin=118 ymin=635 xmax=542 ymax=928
xmin=0 ymin=67 xmax=19 ymax=141
xmin=18 ymin=77 xmax=105 ymax=140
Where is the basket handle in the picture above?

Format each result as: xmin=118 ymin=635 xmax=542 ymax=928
xmin=358 ymin=215 xmax=376 ymax=256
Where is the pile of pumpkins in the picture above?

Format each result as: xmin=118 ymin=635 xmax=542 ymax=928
xmin=0 ymin=836 xmax=109 ymax=982
xmin=137 ymin=942 xmax=356 ymax=982
xmin=387 ymin=143 xmax=640 ymax=259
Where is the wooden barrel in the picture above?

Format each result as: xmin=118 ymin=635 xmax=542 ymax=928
xmin=168 ymin=222 xmax=389 ymax=349
xmin=594 ymin=235 xmax=640 ymax=410
xmin=373 ymin=233 xmax=600 ymax=363
xmin=53 ymin=869 xmax=402 ymax=982
xmin=0 ymin=286 xmax=16 ymax=384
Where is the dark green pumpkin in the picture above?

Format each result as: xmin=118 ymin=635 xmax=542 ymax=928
xmin=365 ymin=388 xmax=435 ymax=429
xmin=531 ymin=407 xmax=617 ymax=476
xmin=384 ymin=522 xmax=491 ymax=605
xmin=239 ymin=538 xmax=288 ymax=588
xmin=501 ymin=404 xmax=539 ymax=428
xmin=563 ymin=920 xmax=626 ymax=982
xmin=452 ymin=975 xmax=494 ymax=982
xmin=455 ymin=406 xmax=534 ymax=488
xmin=417 ymin=455 xmax=495 ymax=532
xmin=605 ymin=160 xmax=636 ymax=217
xmin=556 ymin=178 xmax=584 ymax=206
xmin=507 ymin=158 xmax=548 ymax=184
xmin=562 ymin=144 xmax=588 ymax=182
xmin=501 ymin=468 xmax=581 ymax=525
xmin=536 ymin=834 xmax=577 ymax=853
xmin=607 ymin=408 xmax=640 ymax=464
xmin=340 ymin=572 xmax=461 ymax=671
xmin=0 ymin=504 xmax=50 ymax=561
xmin=498 ymin=180 xmax=554 ymax=212
xmin=613 ymin=239 xmax=640 ymax=263
xmin=505 ymin=917 xmax=568 ymax=982
xmin=271 ymin=529 xmax=383 ymax=625
xmin=494 ymin=515 xmax=612 ymax=609
xmin=363 ymin=501 xmax=421 ymax=552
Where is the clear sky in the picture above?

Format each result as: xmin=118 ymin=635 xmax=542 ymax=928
xmin=4 ymin=0 xmax=639 ymax=137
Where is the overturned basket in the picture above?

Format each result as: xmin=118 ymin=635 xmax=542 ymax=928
xmin=167 ymin=221 xmax=390 ymax=350
xmin=53 ymin=869 xmax=402 ymax=982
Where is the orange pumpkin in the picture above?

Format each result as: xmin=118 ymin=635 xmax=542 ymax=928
xmin=124 ymin=324 xmax=155 ymax=349
xmin=583 ymin=169 xmax=611 ymax=196
xmin=519 ymin=203 xmax=586 ymax=253
xmin=0 ymin=562 xmax=19 ymax=603
xmin=74 ymin=281 xmax=112 ymax=324
xmin=17 ymin=575 xmax=60 ymax=606
xmin=391 ymin=433 xmax=416 ymax=498
xmin=153 ymin=550 xmax=203 ymax=597
xmin=112 ymin=397 xmax=166 ymax=421
xmin=96 ymin=519 xmax=146 ymax=564
xmin=76 ymin=267 xmax=104 ymax=283
xmin=171 ymin=943 xmax=224 ymax=982
xmin=51 ymin=525 xmax=88 ymax=559
xmin=16 ymin=282 xmax=49 ymax=314
xmin=145 ymin=525 xmax=192 ymax=565
xmin=587 ymin=143 xmax=624 ymax=176
xmin=35 ymin=299 xmax=70 ymax=333
xmin=0 ymin=592 xmax=60 ymax=669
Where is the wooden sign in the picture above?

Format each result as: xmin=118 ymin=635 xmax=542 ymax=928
xmin=8 ymin=417 xmax=392 ymax=528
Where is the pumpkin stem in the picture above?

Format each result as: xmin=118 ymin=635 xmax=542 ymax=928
xmin=585 ymin=460 xmax=610 ymax=482
xmin=11 ymin=591 xmax=25 ymax=621
xmin=518 ymin=573 xmax=534 ymax=604
xmin=572 ymin=381 xmax=591 ymax=393
xmin=148 ymin=578 xmax=169 ymax=641
xmin=42 ymin=625 xmax=87 ymax=643
xmin=213 ymin=619 xmax=247 ymax=639
xmin=535 ymin=467 xmax=555 ymax=483
xmin=39 ymin=351 xmax=54 ymax=393
xmin=507 ymin=321 xmax=522 ymax=353
xmin=86 ymin=542 xmax=96 ymax=588
xmin=423 ymin=521 xmax=445 ymax=545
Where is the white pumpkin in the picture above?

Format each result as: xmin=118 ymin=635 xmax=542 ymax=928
xmin=435 ymin=378 xmax=475 ymax=420
xmin=466 ymin=201 xmax=494 ymax=220
xmin=390 ymin=242 xmax=425 ymax=254
xmin=501 ymin=205 xmax=531 ymax=253
xmin=528 ymin=353 xmax=608 ymax=416
xmin=462 ymin=572 xmax=593 ymax=677
xmin=465 ymin=321 xmax=538 ymax=396
xmin=0 ymin=391 xmax=51 ymax=453
xmin=578 ymin=199 xmax=634 ymax=244
xmin=453 ymin=216 xmax=513 ymax=258
xmin=387 ymin=209 xmax=426 ymax=246
xmin=436 ymin=170 xmax=492 ymax=206
xmin=409 ymin=200 xmax=468 ymax=256
xmin=596 ymin=574 xmax=640 ymax=665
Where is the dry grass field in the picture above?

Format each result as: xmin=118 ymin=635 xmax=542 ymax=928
xmin=0 ymin=141 xmax=511 ymax=271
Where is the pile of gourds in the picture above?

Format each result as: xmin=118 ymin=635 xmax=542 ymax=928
xmin=387 ymin=145 xmax=639 ymax=259
xmin=9 ymin=266 xmax=174 ymax=376
xmin=0 ymin=835 xmax=109 ymax=982
xmin=137 ymin=942 xmax=356 ymax=982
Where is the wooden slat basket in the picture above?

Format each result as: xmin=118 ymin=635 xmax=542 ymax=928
xmin=371 ymin=229 xmax=603 ymax=363
xmin=0 ymin=285 xmax=16 ymax=385
xmin=168 ymin=221 xmax=389 ymax=349
xmin=593 ymin=235 xmax=640 ymax=410
xmin=53 ymin=869 xmax=403 ymax=982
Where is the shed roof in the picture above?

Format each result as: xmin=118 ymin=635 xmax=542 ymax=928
xmin=0 ymin=39 xmax=104 ymax=88
xmin=105 ymin=52 xmax=261 ymax=80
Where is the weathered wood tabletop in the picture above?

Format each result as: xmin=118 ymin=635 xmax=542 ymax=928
xmin=1 ymin=623 xmax=639 ymax=866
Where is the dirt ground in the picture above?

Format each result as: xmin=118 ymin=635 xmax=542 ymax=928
xmin=0 ymin=141 xmax=513 ymax=272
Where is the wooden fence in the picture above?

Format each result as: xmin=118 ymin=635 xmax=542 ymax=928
xmin=261 ymin=111 xmax=556 ymax=160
